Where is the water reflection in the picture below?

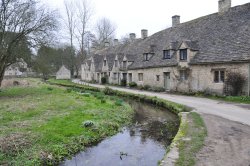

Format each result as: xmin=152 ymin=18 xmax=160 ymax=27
xmin=61 ymin=101 xmax=179 ymax=166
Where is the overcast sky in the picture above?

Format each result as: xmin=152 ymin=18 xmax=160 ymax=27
xmin=44 ymin=0 xmax=249 ymax=39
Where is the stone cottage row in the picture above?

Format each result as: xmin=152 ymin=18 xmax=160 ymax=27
xmin=81 ymin=0 xmax=250 ymax=95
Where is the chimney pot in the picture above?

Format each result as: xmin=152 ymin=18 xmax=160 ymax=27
xmin=141 ymin=29 xmax=148 ymax=39
xmin=129 ymin=33 xmax=136 ymax=41
xmin=218 ymin=0 xmax=231 ymax=13
xmin=113 ymin=39 xmax=119 ymax=46
xmin=172 ymin=15 xmax=180 ymax=27
xmin=104 ymin=41 xmax=110 ymax=48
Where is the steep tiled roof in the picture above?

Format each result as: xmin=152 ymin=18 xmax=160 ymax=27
xmin=86 ymin=3 xmax=250 ymax=70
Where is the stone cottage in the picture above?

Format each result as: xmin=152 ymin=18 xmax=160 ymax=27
xmin=56 ymin=65 xmax=71 ymax=80
xmin=4 ymin=59 xmax=29 ymax=77
xmin=81 ymin=0 xmax=250 ymax=95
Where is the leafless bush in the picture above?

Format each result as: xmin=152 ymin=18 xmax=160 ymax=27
xmin=224 ymin=72 xmax=246 ymax=96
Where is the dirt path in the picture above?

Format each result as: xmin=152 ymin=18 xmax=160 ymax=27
xmin=196 ymin=114 xmax=250 ymax=166
xmin=72 ymin=80 xmax=250 ymax=165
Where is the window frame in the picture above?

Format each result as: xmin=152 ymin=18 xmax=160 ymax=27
xmin=114 ymin=60 xmax=118 ymax=67
xmin=103 ymin=60 xmax=107 ymax=66
xmin=156 ymin=75 xmax=160 ymax=81
xmin=179 ymin=70 xmax=188 ymax=81
xmin=143 ymin=53 xmax=149 ymax=61
xmin=138 ymin=73 xmax=143 ymax=82
xmin=163 ymin=50 xmax=171 ymax=59
xmin=214 ymin=70 xmax=225 ymax=83
xmin=180 ymin=49 xmax=188 ymax=61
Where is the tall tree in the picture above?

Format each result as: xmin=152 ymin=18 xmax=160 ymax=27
xmin=0 ymin=0 xmax=58 ymax=86
xmin=94 ymin=17 xmax=116 ymax=49
xmin=64 ymin=0 xmax=76 ymax=75
xmin=75 ymin=0 xmax=93 ymax=59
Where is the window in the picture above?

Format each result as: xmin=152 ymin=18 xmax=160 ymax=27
xmin=214 ymin=70 xmax=225 ymax=83
xmin=114 ymin=60 xmax=118 ymax=67
xmin=113 ymin=73 xmax=117 ymax=80
xmin=104 ymin=60 xmax=107 ymax=66
xmin=143 ymin=53 xmax=149 ymax=61
xmin=123 ymin=61 xmax=127 ymax=68
xmin=180 ymin=70 xmax=188 ymax=81
xmin=163 ymin=50 xmax=171 ymax=59
xmin=138 ymin=73 xmax=143 ymax=81
xmin=156 ymin=75 xmax=160 ymax=81
xmin=180 ymin=49 xmax=187 ymax=61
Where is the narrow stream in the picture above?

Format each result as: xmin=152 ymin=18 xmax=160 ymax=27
xmin=61 ymin=101 xmax=179 ymax=166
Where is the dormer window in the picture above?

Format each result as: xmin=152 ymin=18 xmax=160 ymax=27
xmin=163 ymin=50 xmax=171 ymax=59
xmin=143 ymin=53 xmax=149 ymax=61
xmin=180 ymin=49 xmax=187 ymax=61
xmin=123 ymin=61 xmax=127 ymax=68
xmin=114 ymin=60 xmax=118 ymax=67
xmin=104 ymin=60 xmax=107 ymax=66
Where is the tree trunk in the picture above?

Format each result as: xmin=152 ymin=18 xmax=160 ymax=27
xmin=0 ymin=62 xmax=6 ymax=87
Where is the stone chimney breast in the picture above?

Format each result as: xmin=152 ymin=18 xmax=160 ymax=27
xmin=172 ymin=15 xmax=180 ymax=27
xmin=129 ymin=33 xmax=136 ymax=41
xmin=104 ymin=41 xmax=110 ymax=48
xmin=113 ymin=39 xmax=119 ymax=46
xmin=219 ymin=0 xmax=231 ymax=13
xmin=141 ymin=29 xmax=148 ymax=39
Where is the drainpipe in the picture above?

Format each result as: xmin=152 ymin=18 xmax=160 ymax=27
xmin=248 ymin=64 xmax=250 ymax=96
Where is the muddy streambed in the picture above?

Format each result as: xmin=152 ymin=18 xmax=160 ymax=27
xmin=61 ymin=101 xmax=179 ymax=166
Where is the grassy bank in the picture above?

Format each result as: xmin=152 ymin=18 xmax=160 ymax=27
xmin=174 ymin=112 xmax=207 ymax=166
xmin=48 ymin=79 xmax=190 ymax=114
xmin=0 ymin=81 xmax=133 ymax=165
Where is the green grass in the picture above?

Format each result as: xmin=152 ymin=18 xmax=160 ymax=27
xmin=207 ymin=95 xmax=250 ymax=104
xmin=0 ymin=82 xmax=133 ymax=165
xmin=175 ymin=112 xmax=207 ymax=166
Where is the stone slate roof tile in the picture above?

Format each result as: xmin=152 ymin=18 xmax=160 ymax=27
xmin=85 ymin=3 xmax=250 ymax=70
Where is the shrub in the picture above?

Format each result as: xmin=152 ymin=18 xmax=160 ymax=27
xmin=120 ymin=79 xmax=127 ymax=87
xmin=82 ymin=121 xmax=94 ymax=128
xmin=101 ymin=77 xmax=107 ymax=84
xmin=103 ymin=87 xmax=114 ymax=95
xmin=13 ymin=81 xmax=20 ymax=86
xmin=224 ymin=72 xmax=246 ymax=96
xmin=101 ymin=99 xmax=106 ymax=103
xmin=128 ymin=82 xmax=137 ymax=88
xmin=143 ymin=85 xmax=151 ymax=90
xmin=47 ymin=87 xmax=53 ymax=91
xmin=115 ymin=99 xmax=123 ymax=106
xmin=138 ymin=85 xmax=144 ymax=90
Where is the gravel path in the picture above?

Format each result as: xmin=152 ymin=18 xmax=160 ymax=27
xmin=73 ymin=80 xmax=250 ymax=165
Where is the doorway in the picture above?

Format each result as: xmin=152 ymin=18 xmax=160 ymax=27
xmin=164 ymin=72 xmax=170 ymax=90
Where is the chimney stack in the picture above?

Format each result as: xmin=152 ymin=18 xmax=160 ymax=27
xmin=104 ymin=41 xmax=110 ymax=48
xmin=141 ymin=29 xmax=148 ymax=39
xmin=129 ymin=33 xmax=136 ymax=41
xmin=172 ymin=15 xmax=180 ymax=27
xmin=113 ymin=39 xmax=119 ymax=46
xmin=218 ymin=0 xmax=231 ymax=13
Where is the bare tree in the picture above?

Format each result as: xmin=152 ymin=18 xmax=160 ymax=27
xmin=94 ymin=17 xmax=116 ymax=49
xmin=75 ymin=0 xmax=93 ymax=59
xmin=0 ymin=0 xmax=58 ymax=86
xmin=64 ymin=0 xmax=76 ymax=75
xmin=120 ymin=33 xmax=131 ymax=44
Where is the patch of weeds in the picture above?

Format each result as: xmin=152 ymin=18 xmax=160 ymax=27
xmin=175 ymin=112 xmax=207 ymax=166
xmin=82 ymin=120 xmax=95 ymax=128
xmin=101 ymin=99 xmax=106 ymax=103
xmin=47 ymin=87 xmax=53 ymax=91
xmin=115 ymin=99 xmax=123 ymax=106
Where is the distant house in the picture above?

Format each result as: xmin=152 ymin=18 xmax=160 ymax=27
xmin=4 ymin=59 xmax=29 ymax=77
xmin=56 ymin=65 xmax=71 ymax=80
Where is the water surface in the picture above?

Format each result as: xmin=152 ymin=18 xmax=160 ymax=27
xmin=61 ymin=101 xmax=179 ymax=166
